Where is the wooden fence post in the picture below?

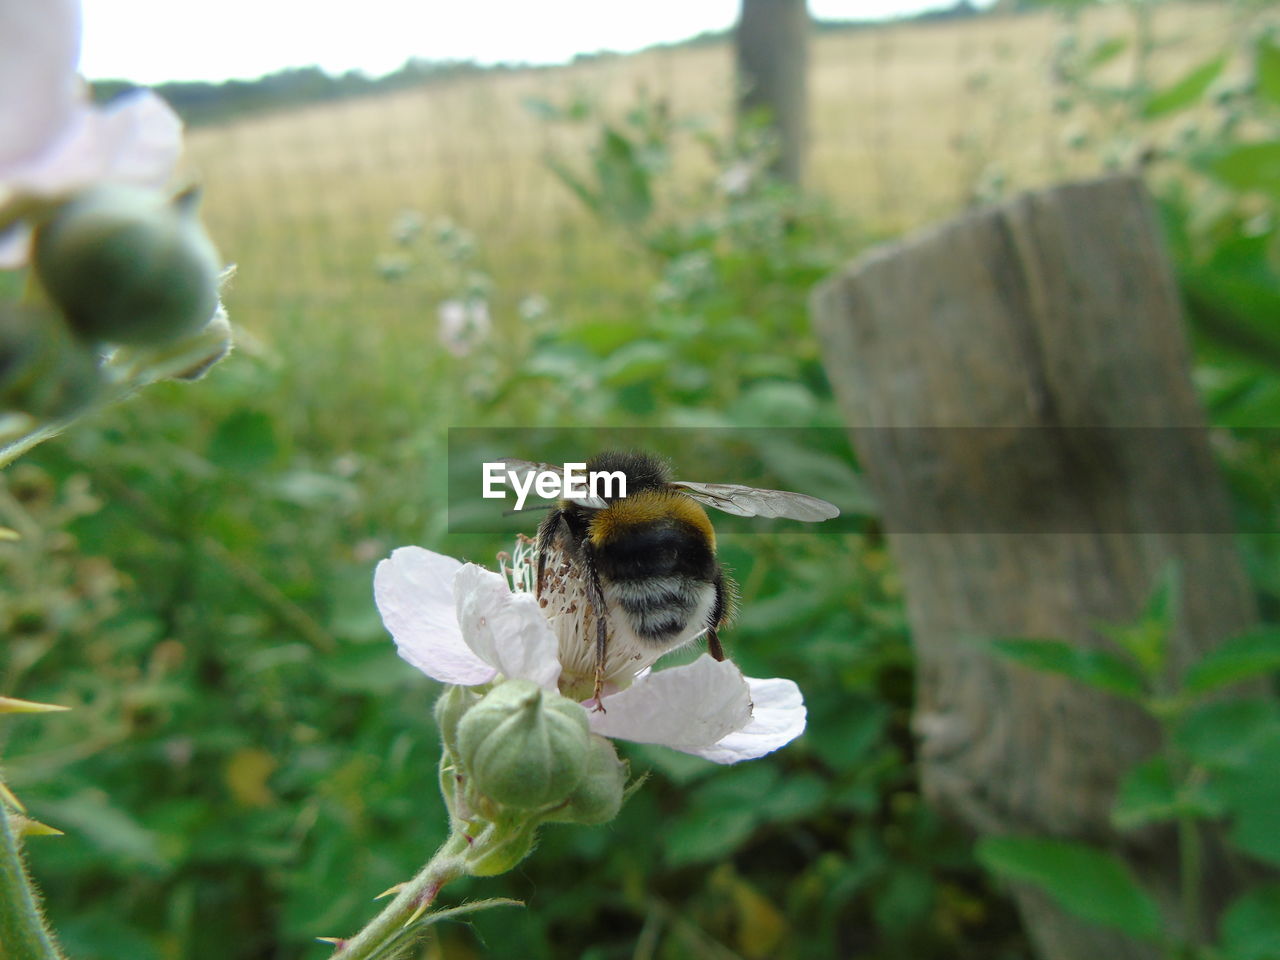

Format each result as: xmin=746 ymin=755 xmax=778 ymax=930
xmin=735 ymin=0 xmax=809 ymax=185
xmin=810 ymin=175 xmax=1257 ymax=959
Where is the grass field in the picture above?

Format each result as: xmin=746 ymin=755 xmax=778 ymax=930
xmin=183 ymin=2 xmax=1237 ymax=345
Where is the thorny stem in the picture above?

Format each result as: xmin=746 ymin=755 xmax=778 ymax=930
xmin=0 ymin=773 xmax=64 ymax=960
xmin=332 ymin=832 xmax=469 ymax=960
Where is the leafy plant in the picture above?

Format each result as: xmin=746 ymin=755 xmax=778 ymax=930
xmin=982 ymin=569 xmax=1280 ymax=959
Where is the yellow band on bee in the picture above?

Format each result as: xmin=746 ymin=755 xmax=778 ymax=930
xmin=588 ymin=490 xmax=715 ymax=548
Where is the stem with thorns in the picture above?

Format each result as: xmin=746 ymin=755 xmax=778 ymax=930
xmin=331 ymin=833 xmax=469 ymax=960
xmin=0 ymin=774 xmax=64 ymax=960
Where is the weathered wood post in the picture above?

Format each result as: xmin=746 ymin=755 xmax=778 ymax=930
xmin=810 ymin=175 xmax=1256 ymax=960
xmin=735 ymin=0 xmax=809 ymax=185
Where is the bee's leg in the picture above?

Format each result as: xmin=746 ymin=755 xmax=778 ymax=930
xmin=706 ymin=570 xmax=729 ymax=661
xmin=580 ymin=551 xmax=609 ymax=712
xmin=534 ymin=509 xmax=564 ymax=600
xmin=706 ymin=625 xmax=725 ymax=662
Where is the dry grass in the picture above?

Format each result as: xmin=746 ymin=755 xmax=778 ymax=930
xmin=182 ymin=3 xmax=1238 ymax=338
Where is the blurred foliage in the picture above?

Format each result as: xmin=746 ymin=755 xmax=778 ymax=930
xmin=983 ymin=573 xmax=1280 ymax=958
xmin=4 ymin=3 xmax=1280 ymax=959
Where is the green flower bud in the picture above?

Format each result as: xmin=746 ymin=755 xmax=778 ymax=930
xmin=34 ymin=185 xmax=221 ymax=347
xmin=546 ymin=734 xmax=626 ymax=826
xmin=0 ymin=302 xmax=101 ymax=420
xmin=465 ymin=820 xmax=539 ymax=877
xmin=456 ymin=679 xmax=588 ymax=809
xmin=433 ymin=684 xmax=479 ymax=759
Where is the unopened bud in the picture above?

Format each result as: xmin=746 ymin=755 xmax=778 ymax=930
xmin=456 ymin=679 xmax=588 ymax=809
xmin=433 ymin=683 xmax=479 ymax=759
xmin=0 ymin=302 xmax=101 ymax=419
xmin=546 ymin=734 xmax=626 ymax=826
xmin=34 ymin=185 xmax=221 ymax=346
xmin=465 ymin=820 xmax=539 ymax=877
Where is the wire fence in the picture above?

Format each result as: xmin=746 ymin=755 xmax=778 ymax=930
xmin=182 ymin=3 xmax=1235 ymax=340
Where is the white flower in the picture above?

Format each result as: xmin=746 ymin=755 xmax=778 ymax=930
xmin=375 ymin=544 xmax=806 ymax=764
xmin=0 ymin=0 xmax=183 ymax=265
xmin=437 ymin=298 xmax=491 ymax=357
xmin=717 ymin=160 xmax=755 ymax=197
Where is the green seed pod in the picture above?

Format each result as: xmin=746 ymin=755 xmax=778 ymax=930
xmin=456 ymin=678 xmax=588 ymax=809
xmin=33 ymin=185 xmax=221 ymax=346
xmin=546 ymin=734 xmax=626 ymax=826
xmin=0 ymin=302 xmax=101 ymax=420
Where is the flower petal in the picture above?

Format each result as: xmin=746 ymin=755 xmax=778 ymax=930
xmin=455 ymin=564 xmax=560 ymax=690
xmin=689 ymin=676 xmax=807 ymax=764
xmin=0 ymin=0 xmax=81 ymax=171
xmin=94 ymin=90 xmax=184 ymax=186
xmin=7 ymin=90 xmax=182 ymax=196
xmin=589 ymin=654 xmax=751 ymax=751
xmin=375 ymin=546 xmax=495 ymax=686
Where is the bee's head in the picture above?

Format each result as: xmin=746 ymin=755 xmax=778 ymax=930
xmin=584 ymin=450 xmax=670 ymax=500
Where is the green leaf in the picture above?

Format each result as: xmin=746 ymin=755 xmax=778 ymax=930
xmin=1084 ymin=36 xmax=1128 ymax=72
xmin=38 ymin=792 xmax=168 ymax=869
xmin=755 ymin=773 xmax=828 ymax=824
xmin=1195 ymin=141 xmax=1280 ymax=197
xmin=662 ymin=764 xmax=790 ymax=866
xmin=544 ymin=155 xmax=601 ymax=215
xmin=1257 ymin=36 xmax=1280 ymax=107
xmin=1182 ymin=262 xmax=1280 ymax=372
xmin=806 ymin=696 xmax=889 ymax=769
xmin=976 ymin=835 xmax=1162 ymax=940
xmin=989 ymin=638 xmax=1145 ymax=699
xmin=207 ymin=408 xmax=279 ymax=473
xmin=662 ymin=805 xmax=760 ymax=868
xmin=1099 ymin=564 xmax=1177 ymax=678
xmin=270 ymin=470 xmax=359 ymax=509
xmin=872 ymin=864 xmax=936 ymax=935
xmin=1175 ymin=698 xmax=1280 ymax=770
xmin=598 ymin=341 xmax=669 ymax=387
xmin=1143 ymin=55 xmax=1227 ymax=118
xmin=1222 ymin=883 xmax=1280 ymax=960
xmin=1183 ymin=628 xmax=1280 ymax=695
xmin=594 ymin=127 xmax=652 ymax=225
xmin=1112 ymin=757 xmax=1179 ymax=830
xmin=1216 ymin=729 xmax=1280 ymax=866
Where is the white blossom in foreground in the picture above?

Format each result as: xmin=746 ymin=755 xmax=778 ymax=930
xmin=375 ymin=544 xmax=806 ymax=764
xmin=0 ymin=0 xmax=182 ymax=265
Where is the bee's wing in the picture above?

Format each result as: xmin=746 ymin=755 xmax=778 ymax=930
xmin=496 ymin=458 xmax=607 ymax=510
xmin=497 ymin=458 xmax=556 ymax=483
xmin=671 ymin=480 xmax=841 ymax=521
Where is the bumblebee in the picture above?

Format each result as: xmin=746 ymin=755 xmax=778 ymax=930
xmin=502 ymin=451 xmax=839 ymax=701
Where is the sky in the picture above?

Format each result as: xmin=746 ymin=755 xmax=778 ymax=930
xmin=80 ymin=0 xmax=993 ymax=85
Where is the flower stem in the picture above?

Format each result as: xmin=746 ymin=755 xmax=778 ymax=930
xmin=0 ymin=776 xmax=64 ymax=960
xmin=333 ymin=833 xmax=469 ymax=960
xmin=1177 ymin=812 xmax=1202 ymax=955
